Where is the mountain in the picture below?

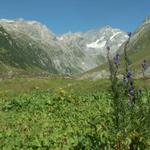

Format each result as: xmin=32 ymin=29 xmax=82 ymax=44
xmin=0 ymin=19 xmax=128 ymax=76
xmin=80 ymin=14 xmax=150 ymax=80
xmin=58 ymin=26 xmax=128 ymax=63
xmin=0 ymin=23 xmax=58 ymax=75
xmin=57 ymin=26 xmax=128 ymax=73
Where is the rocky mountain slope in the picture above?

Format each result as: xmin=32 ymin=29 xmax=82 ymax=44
xmin=58 ymin=26 xmax=128 ymax=67
xmin=0 ymin=19 xmax=128 ymax=76
xmin=80 ymin=14 xmax=150 ymax=80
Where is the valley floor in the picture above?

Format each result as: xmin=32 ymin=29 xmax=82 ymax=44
xmin=1 ymin=77 xmax=150 ymax=149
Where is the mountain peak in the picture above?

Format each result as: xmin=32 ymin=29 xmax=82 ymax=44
xmin=0 ymin=18 xmax=56 ymax=42
xmin=0 ymin=18 xmax=128 ymax=74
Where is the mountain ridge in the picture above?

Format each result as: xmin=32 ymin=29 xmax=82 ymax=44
xmin=0 ymin=18 xmax=128 ymax=77
xmin=80 ymin=14 xmax=150 ymax=80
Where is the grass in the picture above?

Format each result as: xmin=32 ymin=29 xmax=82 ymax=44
xmin=1 ymin=77 xmax=150 ymax=149
xmin=0 ymin=77 xmax=110 ymax=98
xmin=1 ymin=76 xmax=150 ymax=98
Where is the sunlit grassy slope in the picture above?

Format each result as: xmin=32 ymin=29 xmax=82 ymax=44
xmin=0 ymin=26 xmax=57 ymax=74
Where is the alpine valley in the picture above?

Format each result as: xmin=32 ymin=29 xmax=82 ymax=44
xmin=0 ymin=18 xmax=128 ymax=77
xmin=1 ymin=2 xmax=150 ymax=149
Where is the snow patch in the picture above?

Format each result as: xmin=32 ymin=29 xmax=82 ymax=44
xmin=87 ymin=40 xmax=106 ymax=49
xmin=124 ymin=35 xmax=129 ymax=38
xmin=118 ymin=43 xmax=122 ymax=47
xmin=58 ymin=36 xmax=64 ymax=41
xmin=110 ymin=32 xmax=121 ymax=40
xmin=99 ymin=36 xmax=105 ymax=41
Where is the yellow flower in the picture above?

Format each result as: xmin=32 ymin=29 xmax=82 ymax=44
xmin=59 ymin=87 xmax=63 ymax=90
xmin=58 ymin=88 xmax=66 ymax=94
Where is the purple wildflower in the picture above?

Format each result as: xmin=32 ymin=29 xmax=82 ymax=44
xmin=127 ymin=70 xmax=132 ymax=80
xmin=128 ymin=86 xmax=135 ymax=106
xmin=127 ymin=32 xmax=132 ymax=37
xmin=141 ymin=59 xmax=148 ymax=71
xmin=129 ymin=86 xmax=134 ymax=96
xmin=114 ymin=53 xmax=120 ymax=67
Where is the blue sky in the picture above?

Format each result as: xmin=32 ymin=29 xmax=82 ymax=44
xmin=0 ymin=0 xmax=149 ymax=34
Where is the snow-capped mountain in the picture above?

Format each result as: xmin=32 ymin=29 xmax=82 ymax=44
xmin=57 ymin=26 xmax=129 ymax=72
xmin=58 ymin=26 xmax=128 ymax=66
xmin=81 ymin=14 xmax=150 ymax=80
xmin=0 ymin=19 xmax=128 ymax=75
